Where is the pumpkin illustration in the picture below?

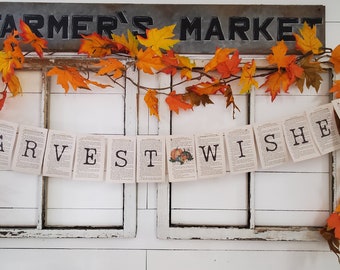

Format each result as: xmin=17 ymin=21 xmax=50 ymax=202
xmin=170 ymin=147 xmax=183 ymax=161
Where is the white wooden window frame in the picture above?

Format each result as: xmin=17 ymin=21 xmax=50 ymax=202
xmin=157 ymin=56 xmax=339 ymax=241
xmin=0 ymin=56 xmax=137 ymax=238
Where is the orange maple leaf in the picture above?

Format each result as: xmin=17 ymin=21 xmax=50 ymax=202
xmin=204 ymin=47 xmax=235 ymax=72
xmin=327 ymin=212 xmax=340 ymax=239
xmin=330 ymin=80 xmax=340 ymax=98
xmin=47 ymin=66 xmax=110 ymax=93
xmin=47 ymin=66 xmax=91 ymax=93
xmin=4 ymin=30 xmax=20 ymax=53
xmin=96 ymin=58 xmax=125 ymax=79
xmin=216 ymin=50 xmax=241 ymax=79
xmin=261 ymin=71 xmax=291 ymax=101
xmin=160 ymin=51 xmax=195 ymax=80
xmin=0 ymin=90 xmax=6 ymax=110
xmin=165 ymin=90 xmax=193 ymax=114
xmin=136 ymin=48 xmax=165 ymax=74
xmin=161 ymin=50 xmax=179 ymax=76
xmin=293 ymin=22 xmax=323 ymax=55
xmin=187 ymin=80 xmax=227 ymax=96
xmin=78 ymin=33 xmax=116 ymax=57
xmin=19 ymin=20 xmax=47 ymax=58
xmin=144 ymin=89 xmax=159 ymax=120
xmin=137 ymin=24 xmax=179 ymax=56
xmin=267 ymin=40 xmax=296 ymax=70
xmin=330 ymin=45 xmax=340 ymax=74
xmin=239 ymin=60 xmax=258 ymax=94
xmin=112 ymin=30 xmax=139 ymax=57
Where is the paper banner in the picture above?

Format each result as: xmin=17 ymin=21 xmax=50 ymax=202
xmin=0 ymin=120 xmax=18 ymax=170
xmin=253 ymin=121 xmax=289 ymax=169
xmin=307 ymin=103 xmax=340 ymax=155
xmin=1 ymin=100 xmax=340 ymax=182
xmin=73 ymin=135 xmax=106 ymax=181
xmin=106 ymin=136 xmax=136 ymax=183
xmin=12 ymin=125 xmax=48 ymax=175
xmin=195 ymin=133 xmax=226 ymax=178
xmin=136 ymin=136 xmax=166 ymax=183
xmin=282 ymin=113 xmax=320 ymax=162
xmin=167 ymin=135 xmax=197 ymax=182
xmin=43 ymin=129 xmax=76 ymax=178
xmin=225 ymin=125 xmax=257 ymax=174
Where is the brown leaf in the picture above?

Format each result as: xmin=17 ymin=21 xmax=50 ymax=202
xmin=296 ymin=55 xmax=324 ymax=93
xmin=183 ymin=91 xmax=214 ymax=107
xmin=224 ymin=85 xmax=240 ymax=119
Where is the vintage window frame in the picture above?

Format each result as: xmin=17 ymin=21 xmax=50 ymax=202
xmin=0 ymin=56 xmax=137 ymax=238
xmin=157 ymin=56 xmax=339 ymax=241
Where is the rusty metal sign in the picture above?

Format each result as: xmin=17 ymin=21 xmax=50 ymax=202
xmin=0 ymin=3 xmax=325 ymax=54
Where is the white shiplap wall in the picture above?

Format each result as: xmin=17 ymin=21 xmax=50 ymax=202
xmin=0 ymin=0 xmax=340 ymax=269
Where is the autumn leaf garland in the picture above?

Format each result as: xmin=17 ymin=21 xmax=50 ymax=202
xmin=2 ymin=17 xmax=340 ymax=262
xmin=1 ymin=21 xmax=340 ymax=120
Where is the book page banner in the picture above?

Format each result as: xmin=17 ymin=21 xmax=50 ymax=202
xmin=1 ymin=100 xmax=340 ymax=183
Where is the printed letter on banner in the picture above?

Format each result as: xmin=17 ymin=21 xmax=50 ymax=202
xmin=253 ymin=121 xmax=289 ymax=169
xmin=195 ymin=133 xmax=226 ymax=178
xmin=225 ymin=125 xmax=257 ymax=173
xmin=282 ymin=113 xmax=320 ymax=162
xmin=73 ymin=135 xmax=106 ymax=181
xmin=136 ymin=136 xmax=166 ymax=183
xmin=106 ymin=136 xmax=136 ymax=183
xmin=167 ymin=135 xmax=197 ymax=182
xmin=0 ymin=120 xmax=18 ymax=170
xmin=307 ymin=103 xmax=340 ymax=155
xmin=12 ymin=125 xmax=48 ymax=175
xmin=43 ymin=129 xmax=76 ymax=178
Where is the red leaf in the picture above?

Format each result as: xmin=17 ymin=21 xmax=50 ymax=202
xmin=216 ymin=50 xmax=241 ymax=78
xmin=0 ymin=90 xmax=7 ymax=110
xmin=19 ymin=19 xmax=47 ymax=58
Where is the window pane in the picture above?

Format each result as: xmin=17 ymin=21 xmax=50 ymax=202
xmin=45 ymin=72 xmax=125 ymax=228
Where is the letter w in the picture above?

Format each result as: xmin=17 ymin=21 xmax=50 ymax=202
xmin=199 ymin=144 xmax=219 ymax=162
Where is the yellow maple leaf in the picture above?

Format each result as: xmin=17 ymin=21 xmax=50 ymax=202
xmin=137 ymin=24 xmax=179 ymax=56
xmin=293 ymin=21 xmax=323 ymax=55
xmin=19 ymin=20 xmax=47 ymax=58
xmin=178 ymin=55 xmax=195 ymax=80
xmin=136 ymin=48 xmax=165 ymax=74
xmin=239 ymin=60 xmax=258 ymax=94
xmin=0 ymin=50 xmax=22 ymax=83
xmin=112 ymin=30 xmax=139 ymax=57
xmin=96 ymin=58 xmax=125 ymax=79
xmin=204 ymin=47 xmax=235 ymax=72
xmin=330 ymin=45 xmax=340 ymax=74
xmin=7 ymin=73 xmax=22 ymax=96
xmin=144 ymin=89 xmax=159 ymax=120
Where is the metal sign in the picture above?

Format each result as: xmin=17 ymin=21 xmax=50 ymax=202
xmin=0 ymin=3 xmax=325 ymax=54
